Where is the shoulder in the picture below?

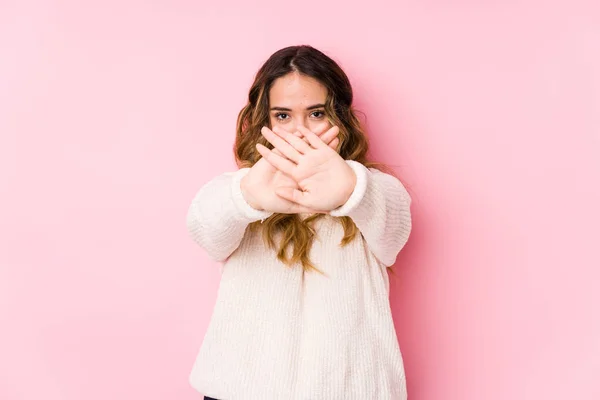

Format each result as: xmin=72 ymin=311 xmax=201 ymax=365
xmin=365 ymin=164 xmax=408 ymax=187
xmin=364 ymin=165 xmax=411 ymax=201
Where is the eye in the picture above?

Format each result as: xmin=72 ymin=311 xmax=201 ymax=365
xmin=311 ymin=110 xmax=326 ymax=119
xmin=274 ymin=113 xmax=289 ymax=120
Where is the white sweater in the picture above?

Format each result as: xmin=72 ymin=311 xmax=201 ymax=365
xmin=186 ymin=160 xmax=412 ymax=400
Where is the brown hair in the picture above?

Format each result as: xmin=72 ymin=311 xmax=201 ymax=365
xmin=234 ymin=45 xmax=386 ymax=272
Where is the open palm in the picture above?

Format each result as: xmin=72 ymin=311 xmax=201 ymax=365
xmin=256 ymin=125 xmax=356 ymax=212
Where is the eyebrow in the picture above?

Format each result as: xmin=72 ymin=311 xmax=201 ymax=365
xmin=270 ymin=103 xmax=326 ymax=111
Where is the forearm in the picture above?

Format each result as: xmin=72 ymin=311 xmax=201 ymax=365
xmin=186 ymin=168 xmax=273 ymax=262
xmin=330 ymin=161 xmax=412 ymax=266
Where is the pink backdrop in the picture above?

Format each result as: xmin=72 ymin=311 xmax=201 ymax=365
xmin=1 ymin=1 xmax=599 ymax=399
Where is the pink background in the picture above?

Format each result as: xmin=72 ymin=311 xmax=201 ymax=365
xmin=1 ymin=1 xmax=599 ymax=399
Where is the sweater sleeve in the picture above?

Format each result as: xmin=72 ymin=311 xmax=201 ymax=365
xmin=329 ymin=160 xmax=412 ymax=266
xmin=186 ymin=168 xmax=273 ymax=262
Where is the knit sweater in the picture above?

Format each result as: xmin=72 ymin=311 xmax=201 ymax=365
xmin=186 ymin=160 xmax=412 ymax=400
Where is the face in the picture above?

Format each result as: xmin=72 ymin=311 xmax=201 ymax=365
xmin=268 ymin=72 xmax=333 ymax=136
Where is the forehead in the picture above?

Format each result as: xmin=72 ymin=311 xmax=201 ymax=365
xmin=269 ymin=72 xmax=327 ymax=107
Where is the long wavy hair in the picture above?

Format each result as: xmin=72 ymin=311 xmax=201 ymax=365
xmin=234 ymin=45 xmax=385 ymax=272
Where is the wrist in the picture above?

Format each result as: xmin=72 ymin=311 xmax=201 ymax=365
xmin=330 ymin=160 xmax=369 ymax=217
xmin=337 ymin=165 xmax=357 ymax=208
xmin=240 ymin=175 xmax=264 ymax=211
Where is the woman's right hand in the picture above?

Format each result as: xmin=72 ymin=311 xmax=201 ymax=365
xmin=241 ymin=126 xmax=340 ymax=214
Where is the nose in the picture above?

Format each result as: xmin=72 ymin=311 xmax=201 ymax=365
xmin=281 ymin=119 xmax=305 ymax=136
xmin=290 ymin=119 xmax=306 ymax=132
xmin=283 ymin=120 xmax=310 ymax=142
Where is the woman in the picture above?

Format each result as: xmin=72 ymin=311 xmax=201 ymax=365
xmin=186 ymin=44 xmax=412 ymax=400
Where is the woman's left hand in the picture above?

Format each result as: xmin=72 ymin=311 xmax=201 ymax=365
xmin=256 ymin=125 xmax=357 ymax=212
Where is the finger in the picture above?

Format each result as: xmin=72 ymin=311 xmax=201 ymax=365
xmin=273 ymin=126 xmax=314 ymax=150
xmin=275 ymin=187 xmax=311 ymax=209
xmin=256 ymin=143 xmax=296 ymax=175
xmin=297 ymin=125 xmax=328 ymax=149
xmin=276 ymin=190 xmax=328 ymax=214
xmin=328 ymin=137 xmax=340 ymax=150
xmin=289 ymin=130 xmax=312 ymax=145
xmin=261 ymin=126 xmax=301 ymax=163
xmin=273 ymin=128 xmax=312 ymax=154
xmin=319 ymin=125 xmax=340 ymax=146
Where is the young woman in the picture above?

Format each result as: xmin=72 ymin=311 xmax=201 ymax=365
xmin=186 ymin=45 xmax=412 ymax=400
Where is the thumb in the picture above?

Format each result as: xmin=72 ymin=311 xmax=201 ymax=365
xmin=328 ymin=137 xmax=340 ymax=150
xmin=275 ymin=186 xmax=306 ymax=205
